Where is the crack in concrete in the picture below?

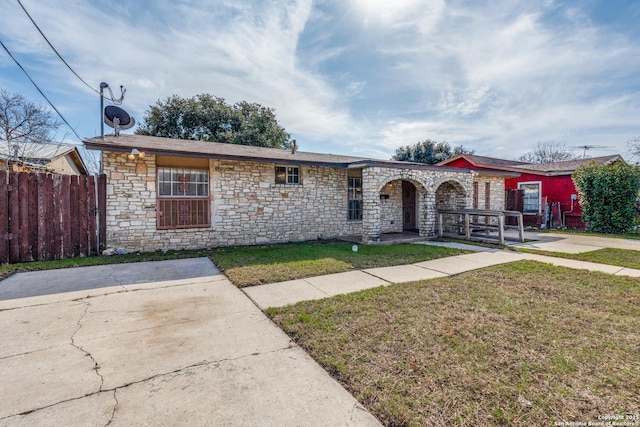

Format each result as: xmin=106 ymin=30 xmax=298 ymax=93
xmin=70 ymin=300 xmax=105 ymax=391
xmin=100 ymin=344 xmax=293 ymax=392
xmin=0 ymin=345 xmax=293 ymax=421
xmin=0 ymin=346 xmax=60 ymax=361
xmin=0 ymin=299 xmax=86 ymax=313
xmin=105 ymin=389 xmax=118 ymax=427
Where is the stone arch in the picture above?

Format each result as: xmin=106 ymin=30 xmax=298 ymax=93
xmin=434 ymin=179 xmax=467 ymax=211
xmin=377 ymin=177 xmax=425 ymax=234
xmin=372 ymin=171 xmax=431 ymax=194
xmin=434 ymin=179 xmax=469 ymax=234
xmin=362 ymin=168 xmax=432 ymax=242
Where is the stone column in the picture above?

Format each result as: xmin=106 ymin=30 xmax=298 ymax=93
xmin=362 ymin=168 xmax=381 ymax=243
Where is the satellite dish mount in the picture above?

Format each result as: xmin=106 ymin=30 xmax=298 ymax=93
xmin=100 ymin=82 xmax=132 ymax=137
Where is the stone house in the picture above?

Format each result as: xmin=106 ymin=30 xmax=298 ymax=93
xmin=84 ymin=134 xmax=510 ymax=252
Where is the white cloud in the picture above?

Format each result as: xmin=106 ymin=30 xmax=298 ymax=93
xmin=1 ymin=0 xmax=639 ymax=161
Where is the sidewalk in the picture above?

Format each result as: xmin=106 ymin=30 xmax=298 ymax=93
xmin=244 ymin=241 xmax=640 ymax=310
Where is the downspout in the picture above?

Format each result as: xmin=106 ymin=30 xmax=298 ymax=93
xmin=562 ymin=194 xmax=576 ymax=227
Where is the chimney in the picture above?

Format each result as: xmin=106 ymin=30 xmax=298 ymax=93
xmin=291 ymin=139 xmax=297 ymax=154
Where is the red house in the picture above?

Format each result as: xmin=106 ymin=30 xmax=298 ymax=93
xmin=439 ymin=154 xmax=622 ymax=228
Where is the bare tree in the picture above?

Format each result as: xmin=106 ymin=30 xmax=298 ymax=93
xmin=627 ymin=136 xmax=640 ymax=161
xmin=0 ymin=90 xmax=60 ymax=171
xmin=517 ymin=141 xmax=577 ymax=164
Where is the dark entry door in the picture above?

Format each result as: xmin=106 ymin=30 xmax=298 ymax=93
xmin=402 ymin=181 xmax=417 ymax=230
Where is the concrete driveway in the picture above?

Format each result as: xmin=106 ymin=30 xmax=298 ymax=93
xmin=0 ymin=258 xmax=380 ymax=426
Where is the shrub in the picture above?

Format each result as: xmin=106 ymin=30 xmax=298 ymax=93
xmin=572 ymin=161 xmax=640 ymax=233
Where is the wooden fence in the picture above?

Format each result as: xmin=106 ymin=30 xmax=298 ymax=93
xmin=0 ymin=171 xmax=106 ymax=264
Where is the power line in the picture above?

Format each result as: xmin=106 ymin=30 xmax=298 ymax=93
xmin=16 ymin=0 xmax=99 ymax=95
xmin=16 ymin=0 xmax=125 ymax=105
xmin=0 ymin=39 xmax=83 ymax=141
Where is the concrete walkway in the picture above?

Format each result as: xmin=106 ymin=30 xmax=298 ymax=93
xmin=0 ymin=258 xmax=380 ymax=427
xmin=245 ymin=236 xmax=640 ymax=310
xmin=510 ymin=230 xmax=640 ymax=253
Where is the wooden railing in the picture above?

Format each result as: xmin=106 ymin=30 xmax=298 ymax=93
xmin=437 ymin=209 xmax=524 ymax=245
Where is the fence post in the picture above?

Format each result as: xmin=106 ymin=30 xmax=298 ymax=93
xmin=18 ymin=172 xmax=30 ymax=261
xmin=498 ymin=215 xmax=504 ymax=245
xmin=465 ymin=213 xmax=471 ymax=240
xmin=98 ymin=174 xmax=107 ymax=252
xmin=518 ymin=213 xmax=524 ymax=243
xmin=9 ymin=172 xmax=20 ymax=263
xmin=0 ymin=171 xmax=8 ymax=264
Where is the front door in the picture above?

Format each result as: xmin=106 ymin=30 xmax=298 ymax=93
xmin=402 ymin=181 xmax=416 ymax=230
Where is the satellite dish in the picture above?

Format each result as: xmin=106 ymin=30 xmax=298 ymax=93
xmin=104 ymin=105 xmax=135 ymax=136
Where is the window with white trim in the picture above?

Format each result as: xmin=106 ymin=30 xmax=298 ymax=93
xmin=157 ymin=167 xmax=210 ymax=229
xmin=275 ymin=166 xmax=300 ymax=184
xmin=519 ymin=182 xmax=541 ymax=214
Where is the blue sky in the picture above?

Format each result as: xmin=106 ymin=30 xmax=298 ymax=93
xmin=1 ymin=0 xmax=639 ymax=165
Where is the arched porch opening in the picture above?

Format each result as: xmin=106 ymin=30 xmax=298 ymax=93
xmin=377 ymin=178 xmax=425 ymax=236
xmin=435 ymin=180 xmax=467 ymax=233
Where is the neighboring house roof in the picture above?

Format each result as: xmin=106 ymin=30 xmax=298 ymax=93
xmin=440 ymin=153 xmax=622 ymax=176
xmin=510 ymin=155 xmax=622 ymax=175
xmin=85 ymin=134 xmax=496 ymax=174
xmin=442 ymin=154 xmax=530 ymax=168
xmin=0 ymin=141 xmax=88 ymax=174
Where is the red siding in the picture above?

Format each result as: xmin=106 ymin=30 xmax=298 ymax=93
xmin=442 ymin=159 xmax=584 ymax=227
xmin=445 ymin=158 xmax=479 ymax=169
xmin=505 ymin=173 xmax=581 ymax=220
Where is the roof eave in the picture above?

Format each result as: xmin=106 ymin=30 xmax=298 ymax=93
xmin=85 ymin=140 xmax=353 ymax=168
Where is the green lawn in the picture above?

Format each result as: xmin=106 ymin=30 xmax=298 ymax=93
xmin=269 ymin=261 xmax=640 ymax=426
xmin=209 ymin=241 xmax=467 ymax=287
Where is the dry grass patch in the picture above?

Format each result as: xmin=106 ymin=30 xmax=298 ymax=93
xmin=269 ymin=261 xmax=640 ymax=426
xmin=518 ymin=247 xmax=640 ymax=270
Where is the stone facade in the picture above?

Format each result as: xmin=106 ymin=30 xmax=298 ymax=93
xmin=103 ymin=152 xmax=477 ymax=251
xmin=379 ymin=181 xmax=403 ymax=233
xmin=361 ymin=167 xmax=473 ymax=242
xmin=103 ymin=153 xmax=363 ymax=252
xmin=474 ymin=176 xmax=506 ymax=211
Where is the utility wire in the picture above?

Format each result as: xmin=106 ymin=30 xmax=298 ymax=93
xmin=16 ymin=0 xmax=102 ymax=97
xmin=16 ymin=0 xmax=99 ymax=95
xmin=16 ymin=0 xmax=124 ymax=104
xmin=1 ymin=39 xmax=83 ymax=141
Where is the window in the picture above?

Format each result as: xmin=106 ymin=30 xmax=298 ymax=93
xmin=348 ymin=177 xmax=363 ymax=220
xmin=519 ymin=182 xmax=541 ymax=214
xmin=275 ymin=166 xmax=300 ymax=184
xmin=157 ymin=167 xmax=210 ymax=229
